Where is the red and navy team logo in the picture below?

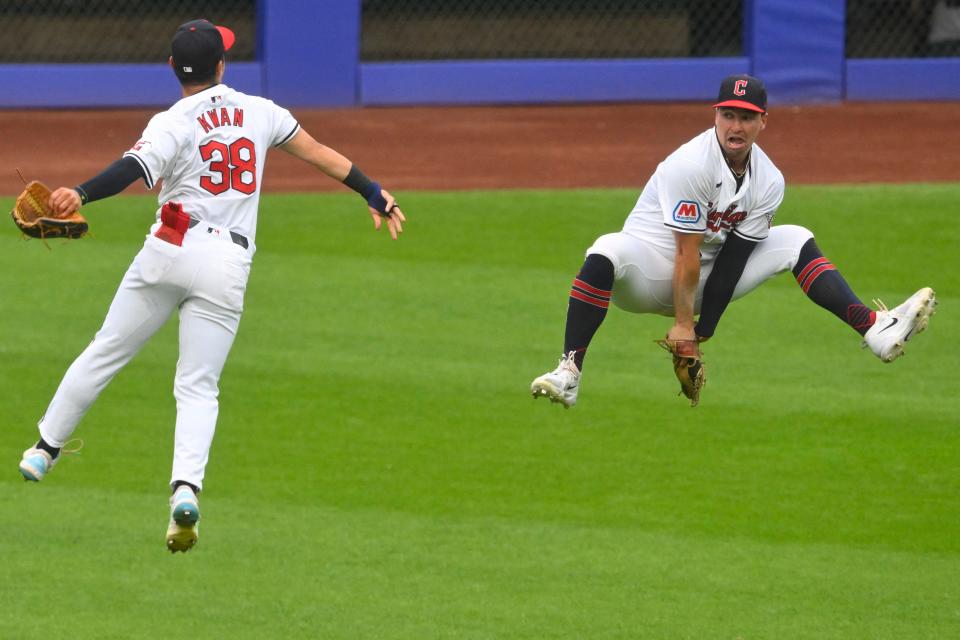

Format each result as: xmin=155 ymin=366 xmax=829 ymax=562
xmin=672 ymin=200 xmax=701 ymax=224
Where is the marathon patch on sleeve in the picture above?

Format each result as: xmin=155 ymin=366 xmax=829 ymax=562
xmin=672 ymin=200 xmax=701 ymax=224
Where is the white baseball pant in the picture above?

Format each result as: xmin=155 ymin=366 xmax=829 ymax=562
xmin=587 ymin=224 xmax=814 ymax=315
xmin=37 ymin=222 xmax=251 ymax=490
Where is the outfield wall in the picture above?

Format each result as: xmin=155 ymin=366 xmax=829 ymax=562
xmin=1 ymin=0 xmax=958 ymax=108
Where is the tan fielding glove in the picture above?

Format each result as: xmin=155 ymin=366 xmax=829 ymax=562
xmin=12 ymin=180 xmax=88 ymax=240
xmin=656 ymin=337 xmax=706 ymax=407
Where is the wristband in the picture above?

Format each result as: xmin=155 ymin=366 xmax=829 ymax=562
xmin=365 ymin=182 xmax=391 ymax=216
xmin=74 ymin=186 xmax=89 ymax=205
xmin=342 ymin=164 xmax=390 ymax=215
xmin=342 ymin=165 xmax=377 ymax=199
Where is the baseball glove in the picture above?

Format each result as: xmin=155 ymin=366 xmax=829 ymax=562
xmin=11 ymin=180 xmax=88 ymax=240
xmin=656 ymin=338 xmax=706 ymax=407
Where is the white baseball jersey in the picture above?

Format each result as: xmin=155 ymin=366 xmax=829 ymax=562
xmin=622 ymin=128 xmax=784 ymax=259
xmin=123 ymin=83 xmax=300 ymax=245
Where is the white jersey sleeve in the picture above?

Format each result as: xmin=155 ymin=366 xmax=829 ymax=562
xmin=123 ymin=112 xmax=187 ymax=190
xmin=656 ymin=156 xmax=714 ymax=235
xmin=268 ymin=102 xmax=300 ymax=148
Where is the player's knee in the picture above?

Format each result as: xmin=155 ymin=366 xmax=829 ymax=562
xmin=771 ymin=224 xmax=814 ymax=251
xmin=578 ymin=253 xmax=615 ymax=288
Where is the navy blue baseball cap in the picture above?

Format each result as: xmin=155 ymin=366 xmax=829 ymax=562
xmin=713 ymin=74 xmax=767 ymax=113
xmin=171 ymin=19 xmax=235 ymax=78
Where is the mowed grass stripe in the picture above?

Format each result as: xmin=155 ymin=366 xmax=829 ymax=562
xmin=0 ymin=485 xmax=955 ymax=639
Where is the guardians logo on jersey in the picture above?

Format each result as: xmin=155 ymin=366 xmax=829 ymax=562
xmin=706 ymin=203 xmax=747 ymax=232
xmin=672 ymin=200 xmax=701 ymax=224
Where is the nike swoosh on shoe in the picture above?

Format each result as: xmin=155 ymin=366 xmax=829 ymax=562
xmin=877 ymin=318 xmax=899 ymax=334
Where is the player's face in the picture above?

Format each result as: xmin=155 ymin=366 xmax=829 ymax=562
xmin=714 ymin=108 xmax=767 ymax=158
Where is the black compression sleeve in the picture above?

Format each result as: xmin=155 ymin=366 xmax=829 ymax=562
xmin=342 ymin=164 xmax=392 ymax=215
xmin=74 ymin=156 xmax=146 ymax=205
xmin=342 ymin=164 xmax=378 ymax=199
xmin=695 ymin=232 xmax=758 ymax=339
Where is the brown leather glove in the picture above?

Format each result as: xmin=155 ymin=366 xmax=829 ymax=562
xmin=656 ymin=337 xmax=706 ymax=407
xmin=12 ymin=180 xmax=88 ymax=240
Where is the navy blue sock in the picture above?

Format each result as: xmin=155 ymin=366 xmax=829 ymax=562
xmin=564 ymin=254 xmax=614 ymax=370
xmin=172 ymin=480 xmax=200 ymax=495
xmin=792 ymin=238 xmax=875 ymax=336
xmin=36 ymin=438 xmax=60 ymax=460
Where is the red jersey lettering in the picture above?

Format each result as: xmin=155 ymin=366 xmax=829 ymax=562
xmin=197 ymin=108 xmax=245 ymax=133
xmin=196 ymin=114 xmax=212 ymax=134
xmin=706 ymin=204 xmax=748 ymax=232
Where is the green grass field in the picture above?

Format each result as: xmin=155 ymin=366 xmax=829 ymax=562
xmin=1 ymin=184 xmax=957 ymax=639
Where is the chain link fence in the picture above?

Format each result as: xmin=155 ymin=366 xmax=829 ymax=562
xmin=847 ymin=0 xmax=960 ymax=57
xmin=361 ymin=0 xmax=743 ymax=60
xmin=5 ymin=1 xmax=957 ymax=64
xmin=0 ymin=0 xmax=256 ymax=63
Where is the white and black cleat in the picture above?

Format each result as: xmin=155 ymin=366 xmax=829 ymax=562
xmin=863 ymin=287 xmax=936 ymax=363
xmin=530 ymin=351 xmax=581 ymax=408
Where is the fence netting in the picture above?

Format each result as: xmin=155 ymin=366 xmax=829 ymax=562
xmin=360 ymin=0 xmax=743 ymax=61
xmin=848 ymin=0 xmax=960 ymax=57
xmin=0 ymin=0 xmax=256 ymax=63
xmin=4 ymin=1 xmax=956 ymax=64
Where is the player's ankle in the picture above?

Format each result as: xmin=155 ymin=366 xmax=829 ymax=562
xmin=36 ymin=438 xmax=61 ymax=460
xmin=171 ymin=480 xmax=200 ymax=495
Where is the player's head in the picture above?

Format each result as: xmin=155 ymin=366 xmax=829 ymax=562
xmin=713 ymin=74 xmax=768 ymax=157
xmin=169 ymin=19 xmax=235 ymax=86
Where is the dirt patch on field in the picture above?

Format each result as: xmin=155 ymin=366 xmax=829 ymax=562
xmin=1 ymin=101 xmax=957 ymax=196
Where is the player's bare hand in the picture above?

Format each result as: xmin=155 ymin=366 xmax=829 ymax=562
xmin=666 ymin=324 xmax=697 ymax=342
xmin=369 ymin=188 xmax=406 ymax=240
xmin=49 ymin=187 xmax=82 ymax=217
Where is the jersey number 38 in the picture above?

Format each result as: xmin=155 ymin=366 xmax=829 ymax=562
xmin=199 ymin=138 xmax=257 ymax=195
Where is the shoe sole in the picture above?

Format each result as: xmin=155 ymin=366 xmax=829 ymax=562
xmin=166 ymin=523 xmax=198 ymax=553
xmin=882 ymin=288 xmax=936 ymax=362
xmin=167 ymin=497 xmax=200 ymax=553
xmin=531 ymin=380 xmax=575 ymax=408
xmin=18 ymin=462 xmax=43 ymax=482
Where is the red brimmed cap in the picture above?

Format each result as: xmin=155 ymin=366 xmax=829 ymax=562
xmin=171 ymin=19 xmax=235 ymax=78
xmin=713 ymin=74 xmax=767 ymax=113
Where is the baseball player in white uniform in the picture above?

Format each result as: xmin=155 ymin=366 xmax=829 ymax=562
xmin=531 ymin=74 xmax=936 ymax=408
xmin=18 ymin=20 xmax=406 ymax=553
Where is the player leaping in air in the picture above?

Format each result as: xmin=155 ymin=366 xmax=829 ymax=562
xmin=17 ymin=19 xmax=406 ymax=553
xmin=531 ymin=74 xmax=936 ymax=408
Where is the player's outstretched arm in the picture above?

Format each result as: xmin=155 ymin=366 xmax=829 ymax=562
xmin=47 ymin=156 xmax=146 ymax=217
xmin=279 ymin=128 xmax=406 ymax=240
xmin=667 ymin=230 xmax=704 ymax=342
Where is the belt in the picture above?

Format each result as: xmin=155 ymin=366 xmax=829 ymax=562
xmin=187 ymin=218 xmax=249 ymax=250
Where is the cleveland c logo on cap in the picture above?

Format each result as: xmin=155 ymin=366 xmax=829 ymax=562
xmin=734 ymin=80 xmax=747 ymax=96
